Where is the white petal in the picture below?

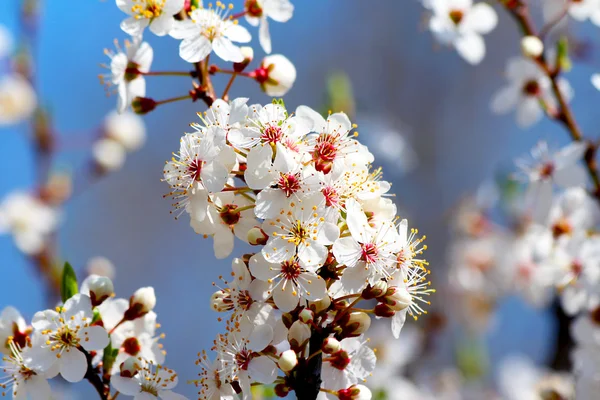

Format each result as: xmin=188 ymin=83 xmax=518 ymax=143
xmin=225 ymin=24 xmax=252 ymax=43
xmin=259 ymin=18 xmax=272 ymax=54
xmin=135 ymin=393 xmax=158 ymax=400
xmin=80 ymin=325 xmax=109 ymax=351
xmin=179 ymin=36 xmax=212 ymax=63
xmin=245 ymin=145 xmax=275 ymax=190
xmin=248 ymin=356 xmax=278 ymax=384
xmin=213 ymin=37 xmax=243 ymax=62
xmin=149 ymin=14 xmax=174 ymax=36
xmin=455 ymin=33 xmax=485 ymax=65
xmin=59 ymin=349 xmax=87 ymax=382
xmin=391 ymin=310 xmax=408 ymax=338
xmin=23 ymin=376 xmax=52 ymax=399
xmin=121 ymin=17 xmax=148 ymax=37
xmin=297 ymin=241 xmax=327 ymax=268
xmin=159 ymin=391 xmax=188 ymax=400
xmin=516 ymin=97 xmax=542 ymax=128
xmin=200 ymin=161 xmax=228 ymax=192
xmin=463 ymin=3 xmax=497 ymax=34
xmin=112 ymin=375 xmax=142 ymax=396
xmin=273 ymin=280 xmax=300 ymax=312
xmin=170 ymin=19 xmax=198 ymax=39
xmin=490 ymin=86 xmax=519 ymax=115
xmin=249 ymin=253 xmax=279 ymax=281
xmin=248 ymin=324 xmax=274 ymax=352
xmin=264 ymin=0 xmax=294 ymax=22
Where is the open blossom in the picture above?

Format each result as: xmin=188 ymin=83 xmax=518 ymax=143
xmin=245 ymin=0 xmax=294 ymax=53
xmin=321 ymin=336 xmax=377 ymax=391
xmin=425 ymin=0 xmax=497 ymax=65
xmin=491 ymin=56 xmax=573 ymax=128
xmin=0 ymin=192 xmax=58 ymax=255
xmin=112 ymin=357 xmax=187 ymax=400
xmin=31 ymin=294 xmax=109 ymax=383
xmin=262 ymin=193 xmax=339 ymax=268
xmin=101 ymin=38 xmax=153 ymax=113
xmin=249 ymin=252 xmax=327 ymax=312
xmin=515 ymin=141 xmax=587 ymax=220
xmin=254 ymin=54 xmax=297 ymax=97
xmin=547 ymin=187 xmax=600 ymax=238
xmin=116 ymin=0 xmax=185 ymax=37
xmin=170 ymin=2 xmax=251 ymax=63
xmin=0 ymin=74 xmax=36 ymax=126
xmin=0 ymin=307 xmax=30 ymax=355
xmin=567 ymin=0 xmax=600 ymax=26
xmin=196 ymin=352 xmax=237 ymax=400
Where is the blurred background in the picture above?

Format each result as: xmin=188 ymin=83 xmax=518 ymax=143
xmin=1 ymin=0 xmax=599 ymax=398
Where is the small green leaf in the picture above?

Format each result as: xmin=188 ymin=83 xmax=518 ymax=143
xmin=91 ymin=308 xmax=101 ymax=324
xmin=102 ymin=340 xmax=119 ymax=376
xmin=557 ymin=37 xmax=571 ymax=72
xmin=60 ymin=262 xmax=78 ymax=303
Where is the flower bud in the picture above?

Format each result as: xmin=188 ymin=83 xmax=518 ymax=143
xmin=93 ymin=138 xmax=126 ymax=173
xmin=521 ymin=36 xmax=544 ymax=58
xmin=322 ymin=337 xmax=341 ymax=354
xmin=288 ymin=320 xmax=311 ymax=349
xmin=362 ymin=280 xmax=388 ymax=300
xmin=274 ymin=383 xmax=290 ymax=398
xmin=298 ymin=308 xmax=314 ymax=324
xmin=104 ymin=110 xmax=146 ymax=152
xmin=234 ymin=46 xmax=254 ymax=73
xmin=124 ymin=287 xmax=156 ymax=320
xmin=309 ymin=295 xmax=331 ymax=314
xmin=247 ymin=226 xmax=268 ymax=246
xmin=119 ymin=356 xmax=141 ymax=378
xmin=339 ymin=312 xmax=371 ymax=338
xmin=210 ymin=290 xmax=232 ymax=312
xmin=81 ymin=274 xmax=114 ymax=307
xmin=278 ymin=349 xmax=298 ymax=372
xmin=383 ymin=286 xmax=411 ymax=311
xmin=374 ymin=303 xmax=396 ymax=318
xmin=338 ymin=385 xmax=372 ymax=400
xmin=253 ymin=55 xmax=296 ymax=97
xmin=131 ymin=96 xmax=157 ymax=115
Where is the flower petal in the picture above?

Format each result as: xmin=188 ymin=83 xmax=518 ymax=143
xmin=59 ymin=349 xmax=87 ymax=383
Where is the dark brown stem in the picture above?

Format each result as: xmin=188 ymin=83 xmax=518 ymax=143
xmin=82 ymin=348 xmax=109 ymax=400
xmin=289 ymin=328 xmax=327 ymax=400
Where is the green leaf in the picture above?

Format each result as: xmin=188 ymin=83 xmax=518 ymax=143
xmin=102 ymin=340 xmax=119 ymax=376
xmin=557 ymin=37 xmax=571 ymax=72
xmin=60 ymin=262 xmax=78 ymax=303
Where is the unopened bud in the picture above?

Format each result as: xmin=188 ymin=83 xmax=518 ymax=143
xmin=362 ymin=280 xmax=388 ymax=300
xmin=521 ymin=36 xmax=544 ymax=58
xmin=210 ymin=290 xmax=232 ymax=312
xmin=288 ymin=320 xmax=311 ymax=349
xmin=298 ymin=308 xmax=314 ymax=324
xmin=124 ymin=287 xmax=156 ymax=320
xmin=81 ymin=275 xmax=114 ymax=307
xmin=338 ymin=384 xmax=372 ymax=400
xmin=309 ymin=295 xmax=331 ymax=314
xmin=131 ymin=97 xmax=157 ymax=115
xmin=278 ymin=349 xmax=297 ymax=372
xmin=274 ymin=383 xmax=290 ymax=397
xmin=234 ymin=46 xmax=254 ymax=73
xmin=247 ymin=226 xmax=268 ymax=245
xmin=93 ymin=138 xmax=126 ymax=173
xmin=339 ymin=311 xmax=371 ymax=338
xmin=383 ymin=286 xmax=411 ymax=311
xmin=119 ymin=356 xmax=141 ymax=378
xmin=374 ymin=303 xmax=396 ymax=318
xmin=322 ymin=337 xmax=341 ymax=354
xmin=253 ymin=54 xmax=296 ymax=97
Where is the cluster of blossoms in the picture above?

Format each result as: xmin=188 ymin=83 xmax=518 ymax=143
xmin=162 ymin=98 xmax=433 ymax=399
xmin=0 ymin=269 xmax=187 ymax=399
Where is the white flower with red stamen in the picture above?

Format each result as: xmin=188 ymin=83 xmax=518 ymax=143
xmin=321 ymin=336 xmax=376 ymax=391
xmin=547 ymin=187 xmax=600 ymax=238
xmin=0 ymin=307 xmax=30 ymax=355
xmin=0 ymin=74 xmax=36 ymax=126
xmin=425 ymin=0 xmax=497 ymax=65
xmin=253 ymin=54 xmax=297 ymax=96
xmin=170 ymin=2 xmax=251 ymax=63
xmin=246 ymin=145 xmax=320 ymax=219
xmin=202 ymin=98 xmax=249 ymax=139
xmin=249 ymin=253 xmax=327 ymax=312
xmin=296 ymin=106 xmax=373 ymax=175
xmin=515 ymin=141 xmax=587 ymax=221
xmin=0 ymin=192 xmax=58 ymax=256
xmin=210 ymin=258 xmax=272 ymax=323
xmin=30 ymin=294 xmax=109 ymax=383
xmin=491 ymin=56 xmax=573 ymax=128
xmin=196 ymin=351 xmax=237 ymax=400
xmin=191 ymin=191 xmax=257 ymax=259
xmin=100 ymin=38 xmax=153 ymax=113
xmin=262 ymin=193 xmax=339 ymax=268
xmin=230 ymin=102 xmax=311 ymax=154
xmin=216 ymin=323 xmax=278 ymax=400
xmin=111 ymin=357 xmax=187 ymax=400
xmin=245 ymin=0 xmax=294 ymax=54
xmin=396 ymin=219 xmax=428 ymax=275
xmin=116 ymin=0 xmax=185 ymax=37
xmin=332 ymin=199 xmax=400 ymax=294
xmin=0 ymin=338 xmax=57 ymax=400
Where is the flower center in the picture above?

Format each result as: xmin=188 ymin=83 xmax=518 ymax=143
xmin=360 ymin=243 xmax=379 ymax=264
xmin=245 ymin=0 xmax=263 ymax=17
xmin=261 ymin=124 xmax=282 ymax=144
xmin=522 ymin=80 xmax=541 ymax=96
xmin=122 ymin=337 xmax=141 ymax=356
xmin=188 ymin=159 xmax=203 ymax=182
xmin=278 ymin=173 xmax=302 ymax=197
xmin=281 ymin=260 xmax=302 ymax=280
xmin=141 ymin=384 xmax=159 ymax=396
xmin=539 ymin=162 xmax=555 ymax=179
xmin=313 ymin=134 xmax=338 ymax=162
xmin=235 ymin=349 xmax=252 ymax=371
xmin=289 ymin=221 xmax=309 ymax=245
xmin=11 ymin=323 xmax=29 ymax=350
xmin=322 ymin=186 xmax=339 ymax=207
xmin=328 ymin=350 xmax=351 ymax=370
xmin=571 ymin=260 xmax=583 ymax=278
xmin=53 ymin=326 xmax=79 ymax=348
xmin=124 ymin=61 xmax=141 ymax=82
xmin=219 ymin=204 xmax=241 ymax=226
xmin=131 ymin=0 xmax=165 ymax=20
xmin=448 ymin=9 xmax=464 ymax=25
xmin=236 ymin=290 xmax=254 ymax=311
xmin=552 ymin=217 xmax=572 ymax=238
